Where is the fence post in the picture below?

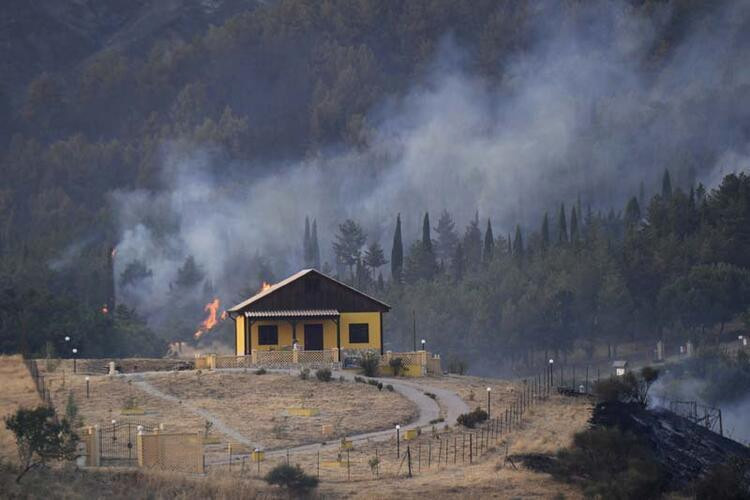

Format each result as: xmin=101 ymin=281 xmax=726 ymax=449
xmin=469 ymin=434 xmax=473 ymax=464
xmin=407 ymin=445 xmax=412 ymax=477
xmin=251 ymin=349 xmax=258 ymax=364
xmin=428 ymin=440 xmax=432 ymax=468
xmin=418 ymin=442 xmax=421 ymax=472
xmin=91 ymin=425 xmax=102 ymax=467
xmin=454 ymin=436 xmax=457 ymax=464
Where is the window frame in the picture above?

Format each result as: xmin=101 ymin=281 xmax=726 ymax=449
xmin=258 ymin=324 xmax=279 ymax=346
xmin=348 ymin=323 xmax=370 ymax=344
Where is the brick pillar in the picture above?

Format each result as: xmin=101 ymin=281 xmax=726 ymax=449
xmin=90 ymin=425 xmax=101 ymax=467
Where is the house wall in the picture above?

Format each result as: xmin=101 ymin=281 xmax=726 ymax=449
xmin=233 ymin=312 xmax=382 ymax=353
xmin=340 ymin=312 xmax=381 ymax=351
xmin=235 ymin=315 xmax=245 ymax=355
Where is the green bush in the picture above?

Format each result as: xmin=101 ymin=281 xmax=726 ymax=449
xmin=4 ymin=406 xmax=79 ymax=483
xmin=385 ymin=384 xmax=394 ymax=391
xmin=264 ymin=463 xmax=319 ymax=494
xmin=389 ymin=357 xmax=405 ymax=376
xmin=457 ymin=407 xmax=488 ymax=428
xmin=255 ymin=368 xmax=267 ymax=375
xmin=360 ymin=351 xmax=380 ymax=377
xmin=424 ymin=392 xmax=437 ymax=399
xmin=299 ymin=368 xmax=310 ymax=380
xmin=315 ymin=368 xmax=332 ymax=382
xmin=354 ymin=376 xmax=365 ymax=383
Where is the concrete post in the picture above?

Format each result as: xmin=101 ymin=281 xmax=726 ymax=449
xmin=292 ymin=349 xmax=299 ymax=364
xmin=686 ymin=341 xmax=694 ymax=357
xmin=656 ymin=341 xmax=664 ymax=361
xmin=251 ymin=349 xmax=258 ymax=364
xmin=108 ymin=361 xmax=116 ymax=376
xmin=332 ymin=348 xmax=339 ymax=363
xmin=90 ymin=425 xmax=101 ymax=466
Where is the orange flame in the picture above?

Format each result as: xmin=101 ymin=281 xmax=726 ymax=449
xmin=260 ymin=281 xmax=272 ymax=292
xmin=194 ymin=298 xmax=223 ymax=339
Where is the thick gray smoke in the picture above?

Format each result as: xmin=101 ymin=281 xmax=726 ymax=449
xmin=110 ymin=0 xmax=750 ymax=338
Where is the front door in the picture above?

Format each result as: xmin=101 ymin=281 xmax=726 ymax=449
xmin=304 ymin=324 xmax=324 ymax=351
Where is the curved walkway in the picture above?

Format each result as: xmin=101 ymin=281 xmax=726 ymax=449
xmin=126 ymin=368 xmax=470 ymax=461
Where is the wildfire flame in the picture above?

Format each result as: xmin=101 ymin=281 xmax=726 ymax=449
xmin=194 ymin=298 xmax=224 ymax=339
xmin=260 ymin=281 xmax=272 ymax=292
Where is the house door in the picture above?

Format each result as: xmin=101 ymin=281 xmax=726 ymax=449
xmin=304 ymin=324 xmax=324 ymax=351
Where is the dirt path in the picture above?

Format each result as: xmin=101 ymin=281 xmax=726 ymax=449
xmin=127 ymin=368 xmax=470 ymax=460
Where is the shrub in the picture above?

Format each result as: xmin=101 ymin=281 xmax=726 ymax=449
xmin=377 ymin=382 xmax=383 ymax=391
xmin=354 ymin=376 xmax=365 ymax=383
xmin=338 ymin=375 xmax=346 ymax=382
xmin=424 ymin=392 xmax=437 ymax=399
xmin=367 ymin=378 xmax=379 ymax=387
xmin=385 ymin=384 xmax=394 ymax=392
xmin=429 ymin=417 xmax=445 ymax=425
xmin=264 ymin=464 xmax=319 ymax=494
xmin=4 ymin=406 xmax=79 ymax=483
xmin=255 ymin=368 xmax=267 ymax=375
xmin=691 ymin=457 xmax=750 ymax=500
xmin=315 ymin=368 xmax=332 ymax=382
xmin=445 ymin=356 xmax=468 ymax=375
xmin=389 ymin=357 xmax=405 ymax=376
xmin=65 ymin=392 xmax=78 ymax=424
xmin=361 ymin=351 xmax=380 ymax=377
xmin=555 ymin=427 xmax=665 ymax=499
xmin=299 ymin=368 xmax=310 ymax=380
xmin=457 ymin=407 xmax=488 ymax=428
xmin=593 ymin=367 xmax=660 ymax=407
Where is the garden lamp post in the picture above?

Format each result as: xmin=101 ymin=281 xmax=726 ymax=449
xmin=548 ymin=359 xmax=554 ymax=387
xmin=396 ymin=424 xmax=400 ymax=458
xmin=72 ymin=348 xmax=78 ymax=373
xmin=85 ymin=376 xmax=90 ymax=398
xmin=486 ymin=387 xmax=492 ymax=418
xmin=420 ymin=339 xmax=426 ymax=351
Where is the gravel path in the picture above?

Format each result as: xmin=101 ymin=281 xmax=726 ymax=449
xmin=127 ymin=368 xmax=470 ymax=461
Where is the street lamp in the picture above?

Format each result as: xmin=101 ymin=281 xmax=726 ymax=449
xmin=72 ymin=348 xmax=78 ymax=373
xmin=395 ymin=424 xmax=401 ymax=458
xmin=486 ymin=387 xmax=492 ymax=418
xmin=420 ymin=339 xmax=426 ymax=351
xmin=85 ymin=376 xmax=90 ymax=398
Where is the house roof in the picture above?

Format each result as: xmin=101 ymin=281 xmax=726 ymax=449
xmin=227 ymin=269 xmax=390 ymax=314
xmin=244 ymin=309 xmax=340 ymax=318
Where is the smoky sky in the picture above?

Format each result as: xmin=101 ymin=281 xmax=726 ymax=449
xmin=110 ymin=0 xmax=750 ymax=328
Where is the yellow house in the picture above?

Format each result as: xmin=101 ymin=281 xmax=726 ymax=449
xmin=226 ymin=269 xmax=390 ymax=356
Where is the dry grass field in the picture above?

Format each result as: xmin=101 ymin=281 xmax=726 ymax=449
xmin=422 ymin=374 xmax=524 ymax=412
xmin=147 ymin=370 xmax=418 ymax=449
xmin=0 ymin=355 xmax=41 ymax=463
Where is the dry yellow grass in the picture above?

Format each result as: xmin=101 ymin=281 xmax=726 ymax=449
xmin=421 ymin=374 xmax=524 ymax=412
xmin=147 ymin=371 xmax=418 ymax=449
xmin=0 ymin=355 xmax=41 ymax=463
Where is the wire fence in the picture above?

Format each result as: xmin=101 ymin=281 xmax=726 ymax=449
xmin=205 ymin=370 xmax=558 ymax=481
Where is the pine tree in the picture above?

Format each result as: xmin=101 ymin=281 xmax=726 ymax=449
xmin=662 ymin=168 xmax=672 ymax=199
xmin=434 ymin=210 xmax=459 ymax=261
xmin=557 ymin=203 xmax=568 ymax=245
xmin=311 ymin=219 xmax=321 ymax=269
xmin=541 ymin=212 xmax=550 ymax=253
xmin=391 ymin=214 xmax=403 ymax=284
xmin=303 ymin=217 xmax=312 ymax=267
xmin=463 ymin=211 xmax=482 ymax=270
xmin=452 ymin=242 xmax=465 ymax=281
xmin=639 ymin=180 xmax=645 ymax=208
xmin=570 ymin=206 xmax=579 ymax=244
xmin=333 ymin=219 xmax=366 ymax=279
xmin=483 ymin=218 xmax=494 ymax=263
xmin=513 ymin=225 xmax=524 ymax=259
xmin=364 ymin=241 xmax=387 ymax=271
xmin=174 ymin=255 xmax=203 ymax=289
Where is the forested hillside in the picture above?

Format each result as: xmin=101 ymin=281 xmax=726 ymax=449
xmin=1 ymin=0 xmax=750 ymax=365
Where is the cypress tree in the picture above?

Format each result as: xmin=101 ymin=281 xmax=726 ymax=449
xmin=557 ymin=203 xmax=568 ymax=245
xmin=513 ymin=225 xmax=523 ymax=259
xmin=311 ymin=219 xmax=320 ymax=269
xmin=483 ymin=219 xmax=494 ymax=263
xmin=662 ymin=168 xmax=672 ymax=199
xmin=391 ymin=214 xmax=403 ymax=283
xmin=541 ymin=212 xmax=550 ymax=253
xmin=422 ymin=212 xmax=432 ymax=254
xmin=303 ymin=217 xmax=312 ymax=267
xmin=624 ymin=197 xmax=641 ymax=227
xmin=570 ymin=206 xmax=579 ymax=244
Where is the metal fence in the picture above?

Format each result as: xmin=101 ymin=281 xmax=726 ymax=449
xmin=668 ymin=400 xmax=723 ymax=436
xmin=98 ymin=420 xmax=158 ymax=466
